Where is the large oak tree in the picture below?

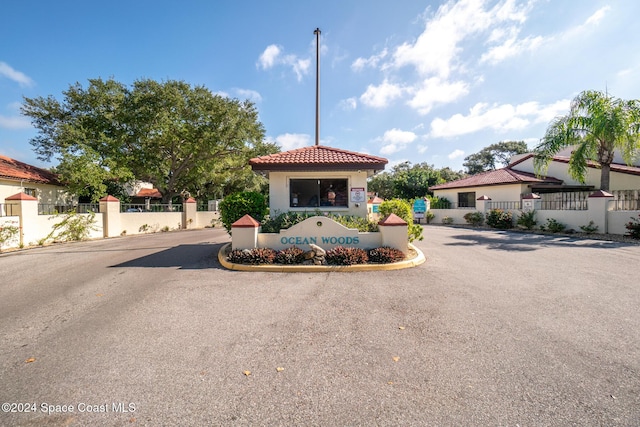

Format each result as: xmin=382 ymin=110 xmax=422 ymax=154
xmin=22 ymin=78 xmax=277 ymax=202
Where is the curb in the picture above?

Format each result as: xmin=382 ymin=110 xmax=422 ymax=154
xmin=217 ymin=243 xmax=426 ymax=272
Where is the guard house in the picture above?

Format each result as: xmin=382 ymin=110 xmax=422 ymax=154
xmin=249 ymin=145 xmax=388 ymax=218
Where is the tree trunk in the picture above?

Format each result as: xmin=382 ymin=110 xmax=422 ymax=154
xmin=600 ymin=163 xmax=611 ymax=192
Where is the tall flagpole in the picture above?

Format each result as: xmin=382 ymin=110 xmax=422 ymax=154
xmin=314 ymin=28 xmax=321 ymax=146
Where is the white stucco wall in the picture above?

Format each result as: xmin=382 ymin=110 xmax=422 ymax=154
xmin=433 ymin=183 xmax=529 ymax=206
xmin=268 ymin=170 xmax=369 ymax=217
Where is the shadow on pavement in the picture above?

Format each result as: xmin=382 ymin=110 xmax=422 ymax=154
xmin=445 ymin=231 xmax=635 ymax=251
xmin=110 ymin=243 xmax=226 ymax=269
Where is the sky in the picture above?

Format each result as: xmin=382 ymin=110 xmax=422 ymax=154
xmin=1 ymin=0 xmax=639 ymax=173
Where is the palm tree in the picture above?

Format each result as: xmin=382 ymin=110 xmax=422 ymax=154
xmin=534 ymin=90 xmax=640 ymax=191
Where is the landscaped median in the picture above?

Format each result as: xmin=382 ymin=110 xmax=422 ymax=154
xmin=217 ymin=242 xmax=425 ymax=272
xmin=217 ymin=213 xmax=425 ymax=272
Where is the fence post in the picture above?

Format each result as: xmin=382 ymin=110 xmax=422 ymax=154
xmin=522 ymin=193 xmax=541 ymax=212
xmin=588 ymin=190 xmax=614 ymax=234
xmin=182 ymin=197 xmax=197 ymax=229
xmin=378 ymin=213 xmax=408 ymax=253
xmin=476 ymin=195 xmax=491 ymax=214
xmin=5 ymin=193 xmax=38 ymax=247
xmin=99 ymin=195 xmax=121 ymax=237
xmin=231 ymin=214 xmax=260 ymax=250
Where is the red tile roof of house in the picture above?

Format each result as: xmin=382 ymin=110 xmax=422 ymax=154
xmin=430 ymin=167 xmax=562 ymax=191
xmin=0 ymin=155 xmax=60 ymax=185
xmin=250 ymin=145 xmax=388 ymax=171
xmin=510 ymin=153 xmax=640 ymax=176
xmin=135 ymin=188 xmax=162 ymax=198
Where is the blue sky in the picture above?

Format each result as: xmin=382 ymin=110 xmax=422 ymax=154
xmin=1 ymin=0 xmax=639 ymax=172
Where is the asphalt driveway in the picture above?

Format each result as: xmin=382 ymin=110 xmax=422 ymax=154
xmin=0 ymin=226 xmax=639 ymax=426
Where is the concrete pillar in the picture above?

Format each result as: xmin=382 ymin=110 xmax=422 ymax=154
xmin=522 ymin=193 xmax=541 ymax=212
xmin=231 ymin=214 xmax=260 ymax=250
xmin=182 ymin=197 xmax=197 ymax=229
xmin=476 ymin=195 xmax=491 ymax=213
xmin=5 ymin=192 xmax=38 ymax=247
xmin=99 ymin=195 xmax=121 ymax=237
xmin=378 ymin=213 xmax=408 ymax=253
xmin=588 ymin=190 xmax=614 ymax=234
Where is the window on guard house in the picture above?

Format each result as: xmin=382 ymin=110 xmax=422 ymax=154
xmin=290 ymin=179 xmax=348 ymax=208
xmin=458 ymin=191 xmax=476 ymax=208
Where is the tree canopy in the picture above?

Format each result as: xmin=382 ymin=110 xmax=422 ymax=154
xmin=22 ymin=78 xmax=278 ymax=202
xmin=368 ymin=162 xmax=466 ymax=200
xmin=463 ymin=141 xmax=529 ymax=175
xmin=533 ymin=90 xmax=640 ymax=191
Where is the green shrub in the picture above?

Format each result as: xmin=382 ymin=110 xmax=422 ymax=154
xmin=368 ymin=247 xmax=405 ymax=264
xmin=463 ymin=211 xmax=484 ymax=226
xmin=219 ymin=191 xmax=267 ymax=232
xmin=540 ymin=218 xmax=566 ymax=233
xmin=579 ymin=221 xmax=599 ymax=234
xmin=261 ymin=211 xmax=378 ymax=233
xmin=485 ymin=209 xmax=513 ymax=229
xmin=379 ymin=199 xmax=423 ymax=242
xmin=326 ymin=246 xmax=369 ymax=265
xmin=625 ymin=214 xmax=640 ymax=239
xmin=441 ymin=216 xmax=453 ymax=224
xmin=275 ymin=246 xmax=305 ymax=264
xmin=227 ymin=248 xmax=276 ymax=265
xmin=427 ymin=195 xmax=451 ymax=209
xmin=39 ymin=210 xmax=98 ymax=245
xmin=425 ymin=211 xmax=435 ymax=224
xmin=517 ymin=210 xmax=537 ymax=230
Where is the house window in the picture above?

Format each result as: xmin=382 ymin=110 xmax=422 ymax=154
xmin=24 ymin=188 xmax=37 ymax=198
xmin=458 ymin=192 xmax=476 ymax=208
xmin=290 ymin=179 xmax=348 ymax=208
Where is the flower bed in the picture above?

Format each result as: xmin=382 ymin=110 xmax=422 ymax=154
xmin=227 ymin=245 xmax=406 ymax=266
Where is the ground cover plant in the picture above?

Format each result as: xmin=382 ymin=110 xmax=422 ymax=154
xmin=368 ymin=247 xmax=405 ymax=264
xmin=517 ymin=210 xmax=537 ymax=230
xmin=485 ymin=209 xmax=513 ymax=229
xmin=463 ymin=211 xmax=484 ymax=226
xmin=540 ymin=218 xmax=566 ymax=233
xmin=325 ymin=246 xmax=369 ymax=265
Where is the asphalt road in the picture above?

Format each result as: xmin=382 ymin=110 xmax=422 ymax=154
xmin=1 ymin=226 xmax=639 ymax=426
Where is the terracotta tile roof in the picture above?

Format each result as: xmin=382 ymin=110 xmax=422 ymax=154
xmin=135 ymin=188 xmax=162 ymax=198
xmin=250 ymin=145 xmax=388 ymax=171
xmin=510 ymin=153 xmax=640 ymax=176
xmin=430 ymin=167 xmax=562 ymax=191
xmin=0 ymin=155 xmax=60 ymax=185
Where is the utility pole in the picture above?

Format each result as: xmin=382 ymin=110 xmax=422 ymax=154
xmin=314 ymin=27 xmax=321 ymax=146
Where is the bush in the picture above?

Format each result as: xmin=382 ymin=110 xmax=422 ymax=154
xmin=0 ymin=224 xmax=19 ymax=251
xmin=425 ymin=211 xmax=435 ymax=224
xmin=517 ymin=210 xmax=537 ymax=230
xmin=227 ymin=248 xmax=276 ymax=265
xmin=219 ymin=191 xmax=267 ymax=232
xmin=441 ymin=216 xmax=453 ymax=224
xmin=540 ymin=218 xmax=566 ymax=233
xmin=427 ymin=195 xmax=451 ymax=209
xmin=326 ymin=246 xmax=369 ymax=265
xmin=625 ymin=214 xmax=640 ymax=239
xmin=463 ymin=211 xmax=484 ymax=226
xmin=275 ymin=246 xmax=305 ymax=264
xmin=379 ymin=199 xmax=423 ymax=242
xmin=261 ymin=211 xmax=378 ymax=233
xmin=579 ymin=221 xmax=599 ymax=234
xmin=485 ymin=209 xmax=513 ymax=229
xmin=368 ymin=247 xmax=405 ymax=264
xmin=39 ymin=210 xmax=99 ymax=245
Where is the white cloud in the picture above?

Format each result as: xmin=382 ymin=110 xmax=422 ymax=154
xmin=0 ymin=62 xmax=34 ymax=87
xmin=351 ymin=48 xmax=388 ymax=72
xmin=360 ymin=80 xmax=404 ymax=108
xmin=234 ymin=88 xmax=262 ymax=103
xmin=338 ymin=97 xmax=357 ymax=111
xmin=417 ymin=144 xmax=429 ymax=154
xmin=257 ymin=45 xmax=310 ymax=82
xmin=480 ymin=32 xmax=544 ymax=65
xmin=379 ymin=128 xmax=417 ymax=155
xmin=273 ymin=133 xmax=310 ymax=151
xmin=0 ymin=114 xmax=31 ymax=130
xmin=448 ymin=149 xmax=465 ymax=160
xmin=407 ymin=77 xmax=470 ymax=115
xmin=585 ymin=6 xmax=611 ymax=26
xmin=257 ymin=45 xmax=281 ymax=69
xmin=429 ymin=99 xmax=571 ymax=138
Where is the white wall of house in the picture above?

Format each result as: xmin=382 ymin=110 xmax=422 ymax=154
xmin=268 ymin=170 xmax=369 ymax=217
xmin=433 ymin=183 xmax=530 ymax=206
xmin=512 ymin=156 xmax=640 ymax=190
xmin=0 ymin=180 xmax=74 ymax=205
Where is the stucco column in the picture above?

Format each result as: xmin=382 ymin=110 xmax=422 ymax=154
xmin=5 ymin=192 xmax=38 ymax=247
xmin=522 ymin=193 xmax=541 ymax=212
xmin=476 ymin=195 xmax=491 ymax=214
xmin=182 ymin=197 xmax=197 ymax=229
xmin=99 ymin=195 xmax=121 ymax=238
xmin=588 ymin=190 xmax=614 ymax=234
xmin=231 ymin=214 xmax=260 ymax=250
xmin=378 ymin=213 xmax=408 ymax=253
